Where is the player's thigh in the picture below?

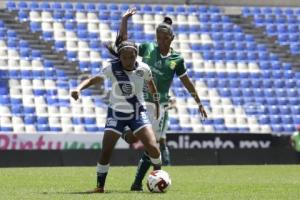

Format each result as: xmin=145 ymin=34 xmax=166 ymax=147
xmin=135 ymin=126 xmax=157 ymax=147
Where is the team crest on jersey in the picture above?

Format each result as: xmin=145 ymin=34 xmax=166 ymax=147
xmin=169 ymin=61 xmax=176 ymax=70
xmin=121 ymin=83 xmax=133 ymax=96
xmin=135 ymin=69 xmax=144 ymax=78
xmin=155 ymin=60 xmax=162 ymax=68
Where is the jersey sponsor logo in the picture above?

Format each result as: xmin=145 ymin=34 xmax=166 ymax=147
xmin=114 ymin=70 xmax=124 ymax=77
xmin=169 ymin=61 xmax=176 ymax=70
xmin=135 ymin=69 xmax=144 ymax=78
xmin=106 ymin=118 xmax=117 ymax=127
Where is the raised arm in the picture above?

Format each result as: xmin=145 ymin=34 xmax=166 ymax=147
xmin=118 ymin=8 xmax=136 ymax=42
xmin=180 ymin=75 xmax=208 ymax=119
xmin=71 ymin=76 xmax=104 ymax=100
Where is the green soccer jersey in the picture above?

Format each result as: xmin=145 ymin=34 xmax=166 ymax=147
xmin=139 ymin=42 xmax=187 ymax=103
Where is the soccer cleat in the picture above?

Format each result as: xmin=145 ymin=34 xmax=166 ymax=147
xmin=130 ymin=183 xmax=143 ymax=191
xmin=88 ymin=187 xmax=104 ymax=193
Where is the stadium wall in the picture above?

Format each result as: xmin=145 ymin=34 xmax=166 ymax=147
xmin=1 ymin=133 xmax=299 ymax=167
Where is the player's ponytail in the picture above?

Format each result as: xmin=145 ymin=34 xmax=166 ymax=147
xmin=163 ymin=16 xmax=172 ymax=26
xmin=105 ymin=34 xmax=123 ymax=58
xmin=156 ymin=16 xmax=174 ymax=37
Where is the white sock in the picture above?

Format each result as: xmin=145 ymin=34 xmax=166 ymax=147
xmin=97 ymin=163 xmax=110 ymax=174
xmin=149 ymin=154 xmax=162 ymax=165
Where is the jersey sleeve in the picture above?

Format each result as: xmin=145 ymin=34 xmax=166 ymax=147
xmin=138 ymin=42 xmax=154 ymax=57
xmin=175 ymin=58 xmax=187 ymax=78
xmin=138 ymin=42 xmax=148 ymax=57
xmin=98 ymin=63 xmax=112 ymax=80
xmin=143 ymin=64 xmax=153 ymax=81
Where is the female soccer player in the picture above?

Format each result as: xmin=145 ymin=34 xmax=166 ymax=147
xmin=118 ymin=8 xmax=208 ymax=191
xmin=71 ymin=40 xmax=162 ymax=193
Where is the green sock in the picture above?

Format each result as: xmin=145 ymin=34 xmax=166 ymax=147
xmin=132 ymin=152 xmax=151 ymax=186
xmin=160 ymin=143 xmax=171 ymax=166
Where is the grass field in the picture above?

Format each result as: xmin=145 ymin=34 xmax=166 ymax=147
xmin=0 ymin=165 xmax=300 ymax=200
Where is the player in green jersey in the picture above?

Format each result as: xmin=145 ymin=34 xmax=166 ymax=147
xmin=160 ymin=96 xmax=177 ymax=165
xmin=119 ymin=8 xmax=208 ymax=191
xmin=291 ymin=126 xmax=300 ymax=153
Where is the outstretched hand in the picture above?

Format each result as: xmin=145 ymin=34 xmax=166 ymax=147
xmin=70 ymin=89 xmax=80 ymax=101
xmin=122 ymin=7 xmax=137 ymax=19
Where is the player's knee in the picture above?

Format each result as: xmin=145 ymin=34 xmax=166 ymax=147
xmin=123 ymin=130 xmax=139 ymax=144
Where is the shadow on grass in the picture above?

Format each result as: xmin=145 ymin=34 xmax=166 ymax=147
xmin=41 ymin=189 xmax=147 ymax=195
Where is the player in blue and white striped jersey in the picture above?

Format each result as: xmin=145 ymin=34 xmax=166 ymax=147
xmin=71 ymin=40 xmax=162 ymax=193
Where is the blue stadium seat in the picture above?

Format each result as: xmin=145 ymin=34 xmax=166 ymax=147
xmin=98 ymin=4 xmax=107 ymax=10
xmin=262 ymin=7 xmax=273 ymax=14
xmin=37 ymin=125 xmax=50 ymax=132
xmin=231 ymin=88 xmax=242 ymax=97
xmin=52 ymin=2 xmax=62 ymax=10
xmin=18 ymin=1 xmax=28 ymax=9
xmin=119 ymin=4 xmax=130 ymax=11
xmin=18 ymin=11 xmax=29 ymax=21
xmin=0 ymin=96 xmax=10 ymax=105
xmin=108 ymin=3 xmax=119 ymax=11
xmin=43 ymin=31 xmax=53 ymax=41
xmin=266 ymin=98 xmax=277 ymax=106
xmin=209 ymin=6 xmax=220 ymax=13
xmin=214 ymin=125 xmax=227 ymax=132
xmin=86 ymin=3 xmax=96 ymax=11
xmin=259 ymin=115 xmax=270 ymax=124
xmin=7 ymin=1 xmax=16 ymax=10
xmin=66 ymin=51 xmax=77 ymax=61
xmin=293 ymin=116 xmax=300 ymax=124
xmin=85 ymin=126 xmax=98 ymax=132
xmin=1 ymin=127 xmax=13 ymax=132
xmin=37 ymin=117 xmax=48 ymax=124
xmin=142 ymin=5 xmax=153 ymax=12
xmin=64 ymin=12 xmax=75 ymax=21
xmin=176 ymin=6 xmax=186 ymax=13
xmin=271 ymin=125 xmax=284 ymax=132
xmin=30 ymin=22 xmax=41 ymax=32
xmin=11 ymin=105 xmax=23 ymax=114
xmin=20 ymin=49 xmax=30 ymax=59
xmin=24 ymin=107 xmax=35 ymax=114
xmin=165 ymin=6 xmax=175 ymax=13
xmin=11 ymin=98 xmax=22 ymax=105
xmin=46 ymin=97 xmax=58 ymax=105
xmin=53 ymin=11 xmax=63 ymax=21
xmin=284 ymin=125 xmax=295 ymax=133
xmin=29 ymin=2 xmax=39 ymax=10
xmin=152 ymin=5 xmax=162 ymax=12
xmin=75 ymin=3 xmax=85 ymax=11
xmin=40 ymin=2 xmax=51 ymax=10
xmin=50 ymin=127 xmax=63 ymax=132
xmin=63 ymin=3 xmax=73 ymax=10
xmin=274 ymin=8 xmax=283 ymax=14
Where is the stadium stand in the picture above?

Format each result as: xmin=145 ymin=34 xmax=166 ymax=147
xmin=0 ymin=1 xmax=299 ymax=134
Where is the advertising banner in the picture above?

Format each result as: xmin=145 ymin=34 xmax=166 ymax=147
xmin=167 ymin=133 xmax=291 ymax=149
xmin=0 ymin=133 xmax=129 ymax=150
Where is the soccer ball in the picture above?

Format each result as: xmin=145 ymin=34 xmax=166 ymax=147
xmin=146 ymin=170 xmax=171 ymax=193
